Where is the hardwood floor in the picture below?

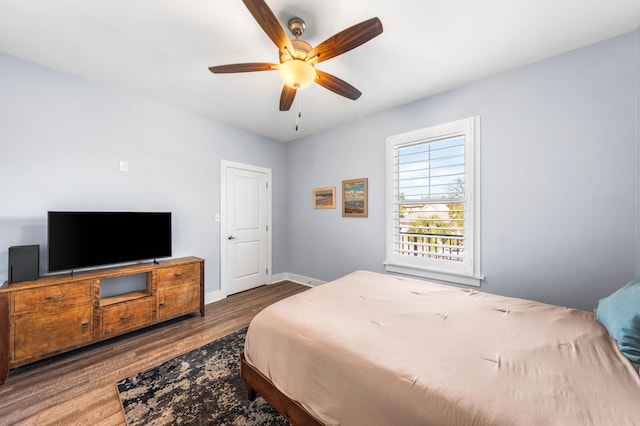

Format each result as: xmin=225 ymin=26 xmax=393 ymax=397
xmin=0 ymin=281 xmax=309 ymax=425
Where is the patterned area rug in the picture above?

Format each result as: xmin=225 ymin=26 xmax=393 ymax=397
xmin=116 ymin=328 xmax=289 ymax=425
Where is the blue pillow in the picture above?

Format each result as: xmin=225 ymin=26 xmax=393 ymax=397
xmin=596 ymin=279 xmax=640 ymax=363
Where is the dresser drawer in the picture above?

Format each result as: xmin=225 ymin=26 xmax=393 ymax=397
xmin=157 ymin=279 xmax=200 ymax=321
xmin=156 ymin=264 xmax=200 ymax=286
xmin=101 ymin=297 xmax=152 ymax=337
xmin=12 ymin=306 xmax=93 ymax=364
xmin=12 ymin=281 xmax=94 ymax=316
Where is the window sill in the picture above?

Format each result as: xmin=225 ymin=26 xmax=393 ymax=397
xmin=384 ymin=263 xmax=483 ymax=287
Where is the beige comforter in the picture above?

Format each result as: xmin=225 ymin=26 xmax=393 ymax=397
xmin=244 ymin=271 xmax=640 ymax=425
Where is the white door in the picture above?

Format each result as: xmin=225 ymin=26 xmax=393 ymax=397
xmin=221 ymin=161 xmax=271 ymax=295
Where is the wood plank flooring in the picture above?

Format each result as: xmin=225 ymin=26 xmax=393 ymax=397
xmin=0 ymin=281 xmax=309 ymax=425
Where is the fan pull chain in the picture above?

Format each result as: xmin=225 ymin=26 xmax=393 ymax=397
xmin=295 ymin=94 xmax=303 ymax=131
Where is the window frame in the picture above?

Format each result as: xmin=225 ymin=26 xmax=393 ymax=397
xmin=385 ymin=116 xmax=482 ymax=286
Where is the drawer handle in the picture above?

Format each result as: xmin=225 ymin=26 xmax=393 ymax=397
xmin=159 ymin=302 xmax=166 ymax=307
xmin=120 ymin=315 xmax=135 ymax=321
xmin=174 ymin=273 xmax=186 ymax=278
xmin=45 ymin=293 xmax=65 ymax=300
xmin=82 ymin=322 xmax=91 ymax=328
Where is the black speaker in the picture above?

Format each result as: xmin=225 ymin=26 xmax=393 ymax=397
xmin=8 ymin=245 xmax=39 ymax=284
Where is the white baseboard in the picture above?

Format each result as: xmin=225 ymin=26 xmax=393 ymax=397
xmin=271 ymin=272 xmax=325 ymax=287
xmin=205 ymin=290 xmax=224 ymax=305
xmin=205 ymin=274 xmax=323 ymax=306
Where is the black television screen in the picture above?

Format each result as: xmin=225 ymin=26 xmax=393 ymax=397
xmin=48 ymin=211 xmax=172 ymax=272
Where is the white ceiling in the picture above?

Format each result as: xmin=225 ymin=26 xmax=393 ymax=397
xmin=1 ymin=1 xmax=639 ymax=142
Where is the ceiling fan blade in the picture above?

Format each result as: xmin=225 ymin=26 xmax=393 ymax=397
xmin=208 ymin=63 xmax=278 ymax=73
xmin=306 ymin=17 xmax=383 ymax=64
xmin=242 ymin=0 xmax=295 ymax=57
xmin=280 ymin=85 xmax=297 ymax=111
xmin=315 ymin=70 xmax=361 ymax=100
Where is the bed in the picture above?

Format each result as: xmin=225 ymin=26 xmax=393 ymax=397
xmin=241 ymin=270 xmax=640 ymax=425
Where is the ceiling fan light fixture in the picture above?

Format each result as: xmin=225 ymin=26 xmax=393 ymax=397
xmin=278 ymin=59 xmax=316 ymax=89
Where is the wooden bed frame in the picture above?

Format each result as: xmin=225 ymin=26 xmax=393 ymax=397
xmin=240 ymin=352 xmax=323 ymax=426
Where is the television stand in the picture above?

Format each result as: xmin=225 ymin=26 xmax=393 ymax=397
xmin=0 ymin=256 xmax=204 ymax=385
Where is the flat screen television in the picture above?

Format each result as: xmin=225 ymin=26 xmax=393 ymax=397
xmin=48 ymin=211 xmax=172 ymax=273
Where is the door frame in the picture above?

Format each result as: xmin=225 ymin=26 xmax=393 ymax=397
xmin=220 ymin=160 xmax=272 ymax=297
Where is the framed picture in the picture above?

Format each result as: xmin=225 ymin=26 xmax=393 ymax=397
xmin=313 ymin=187 xmax=336 ymax=209
xmin=342 ymin=178 xmax=368 ymax=217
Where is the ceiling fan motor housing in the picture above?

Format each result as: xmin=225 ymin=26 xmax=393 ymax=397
xmin=280 ymin=38 xmax=313 ymax=62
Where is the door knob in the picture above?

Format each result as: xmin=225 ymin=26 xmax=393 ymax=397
xmin=228 ymin=236 xmax=236 ymax=240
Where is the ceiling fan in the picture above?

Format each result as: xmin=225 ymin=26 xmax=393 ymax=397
xmin=209 ymin=0 xmax=383 ymax=111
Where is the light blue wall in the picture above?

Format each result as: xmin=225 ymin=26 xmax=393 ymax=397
xmin=0 ymin=53 xmax=288 ymax=297
xmin=288 ymin=30 xmax=639 ymax=310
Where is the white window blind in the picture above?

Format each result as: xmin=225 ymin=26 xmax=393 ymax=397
xmin=385 ymin=117 xmax=482 ymax=286
xmin=393 ymin=135 xmax=465 ymax=260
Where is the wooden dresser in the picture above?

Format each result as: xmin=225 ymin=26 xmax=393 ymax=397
xmin=0 ymin=256 xmax=204 ymax=385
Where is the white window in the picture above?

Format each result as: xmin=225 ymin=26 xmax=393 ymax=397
xmin=385 ymin=116 xmax=482 ymax=286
